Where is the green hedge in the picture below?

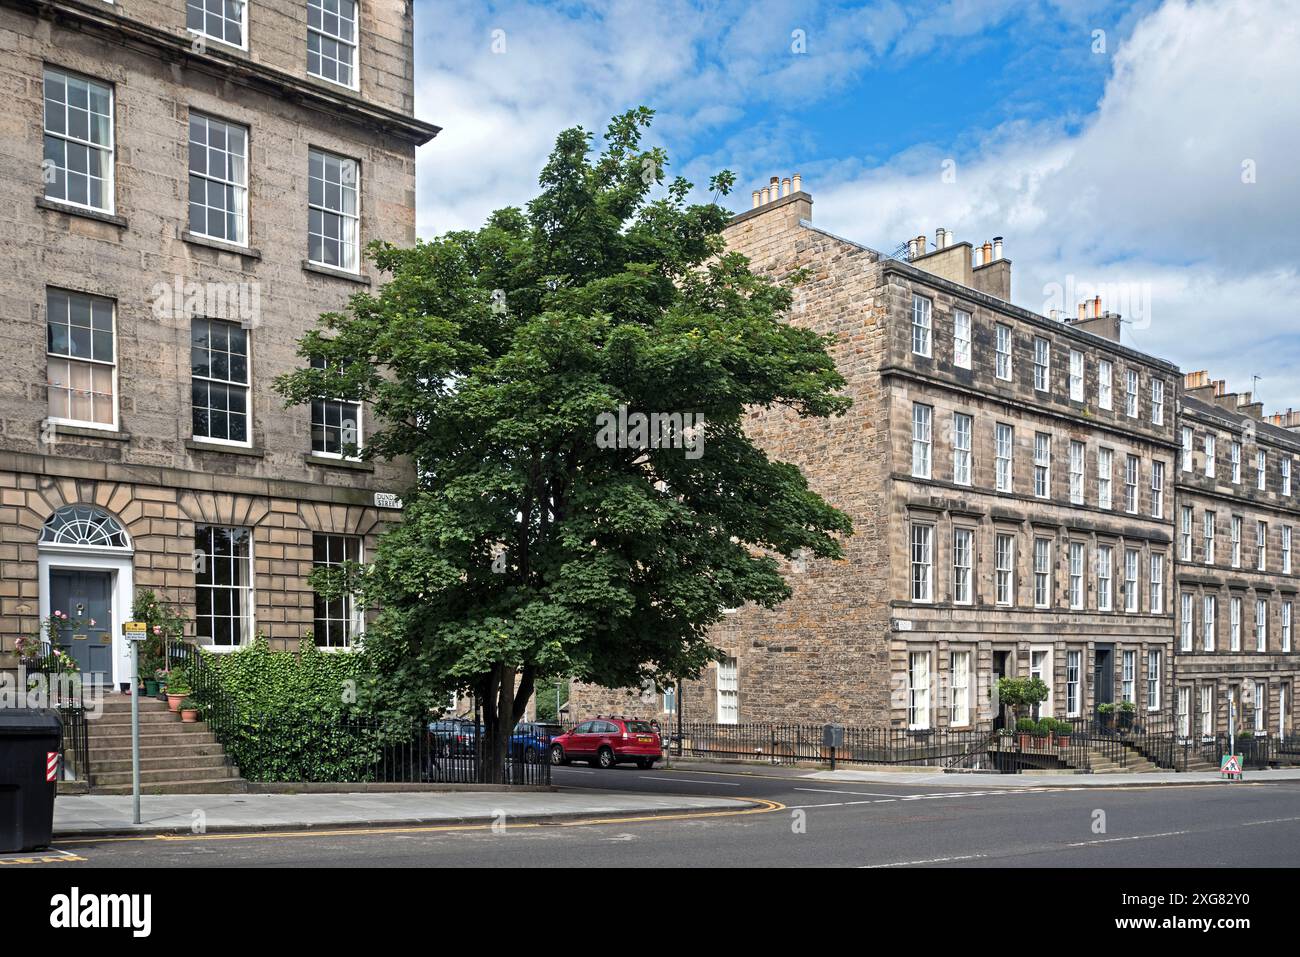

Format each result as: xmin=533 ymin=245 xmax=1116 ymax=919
xmin=198 ymin=636 xmax=399 ymax=782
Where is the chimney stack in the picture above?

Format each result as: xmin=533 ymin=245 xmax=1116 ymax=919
xmin=751 ymin=190 xmax=760 ymax=209
xmin=1093 ymin=295 xmax=1102 ymax=318
xmin=993 ymin=236 xmax=1003 ymax=260
xmin=781 ymin=177 xmax=791 ymax=197
xmin=792 ymin=173 xmax=802 ymax=193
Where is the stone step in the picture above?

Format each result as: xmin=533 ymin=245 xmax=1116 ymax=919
xmin=89 ymin=743 xmax=227 ymax=762
xmin=89 ymin=778 xmax=249 ymax=796
xmin=92 ymin=765 xmax=243 ymax=787
xmin=87 ymin=730 xmax=218 ymax=748
xmin=93 ymin=711 xmax=193 ymax=726
xmin=97 ymin=698 xmax=173 ymax=713
xmin=90 ymin=754 xmax=232 ymax=774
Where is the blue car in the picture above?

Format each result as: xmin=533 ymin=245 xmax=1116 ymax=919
xmin=510 ymin=722 xmax=562 ymax=763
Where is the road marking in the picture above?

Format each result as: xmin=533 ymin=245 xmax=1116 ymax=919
xmin=793 ymin=787 xmax=910 ymax=797
xmin=1065 ymin=830 xmax=1190 ymax=847
xmin=1241 ymin=816 xmax=1300 ymax=826
xmin=863 ymin=853 xmax=988 ymax=868
xmin=640 ymin=776 xmax=742 ymax=787
xmin=54 ymin=798 xmax=786 ymax=848
xmin=553 ymin=767 xmax=595 ymax=774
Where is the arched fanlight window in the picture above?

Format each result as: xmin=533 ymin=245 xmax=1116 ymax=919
xmin=39 ymin=505 xmax=131 ymax=550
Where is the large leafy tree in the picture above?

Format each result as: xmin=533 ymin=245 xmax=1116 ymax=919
xmin=277 ymin=108 xmax=852 ymax=781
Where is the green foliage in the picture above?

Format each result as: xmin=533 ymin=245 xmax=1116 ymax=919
xmin=132 ymin=590 xmax=186 ymax=678
xmin=195 ymin=635 xmax=392 ymax=782
xmin=1015 ymin=718 xmax=1039 ymax=733
xmin=997 ymin=677 xmax=1050 ymax=721
xmin=534 ymin=678 xmax=568 ymax=723
xmin=273 ymin=108 xmax=853 ymax=778
xmin=1097 ymin=702 xmax=1117 ymax=714
xmin=1118 ymin=700 xmax=1136 ymax=713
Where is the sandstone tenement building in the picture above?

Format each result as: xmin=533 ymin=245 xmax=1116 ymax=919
xmin=0 ymin=0 xmax=436 ymax=687
xmin=571 ymin=178 xmax=1297 ymax=741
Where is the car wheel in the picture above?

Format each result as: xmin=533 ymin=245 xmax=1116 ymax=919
xmin=549 ymin=745 xmax=569 ymax=766
xmin=597 ymin=747 xmax=616 ymax=769
xmin=636 ymin=758 xmax=654 ymax=769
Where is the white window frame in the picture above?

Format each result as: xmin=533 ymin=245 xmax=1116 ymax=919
xmin=188 ymin=112 xmax=249 ymax=247
xmin=194 ymin=524 xmax=254 ymax=648
xmin=952 ymin=527 xmax=973 ymax=605
xmin=908 ymin=651 xmax=931 ymax=730
xmin=995 ymin=423 xmax=1014 ymax=493
xmin=1098 ymin=447 xmax=1113 ymax=510
xmin=1181 ymin=427 xmax=1193 ymax=472
xmin=1122 ymin=650 xmax=1136 ymax=704
xmin=1200 ymin=685 xmax=1214 ymax=737
xmin=1177 ymin=686 xmax=1190 ymax=739
xmin=42 ymin=67 xmax=115 ymax=214
xmin=1029 ymin=647 xmax=1053 ymax=717
xmin=1069 ymin=440 xmax=1085 ymax=505
xmin=1151 ymin=378 xmax=1164 ymax=425
xmin=1256 ymin=598 xmax=1268 ymax=652
xmin=1124 ymin=547 xmax=1139 ymax=613
xmin=312 ymin=532 xmax=364 ymax=648
xmin=1231 ymin=516 xmax=1242 ymax=568
xmin=910 ymin=523 xmax=933 ymax=603
xmin=1069 ymin=349 xmax=1084 ymax=402
xmin=1257 ymin=450 xmax=1267 ymax=491
xmin=186 ymin=0 xmax=248 ymax=50
xmin=953 ymin=309 xmax=971 ymax=370
xmin=308 ymin=147 xmax=361 ymax=273
xmin=1150 ymin=460 xmax=1164 ymax=518
xmin=1285 ymin=526 xmax=1293 ymax=574
xmin=911 ymin=295 xmax=932 ymax=358
xmin=1203 ymin=594 xmax=1216 ymax=652
xmin=1033 ymin=337 xmax=1050 ymax=392
xmin=1068 ymin=541 xmax=1084 ymax=610
xmin=1283 ymin=601 xmax=1292 ymax=653
xmin=1097 ymin=545 xmax=1113 ymax=612
xmin=1254 ymin=680 xmax=1267 ymax=733
xmin=1125 ymin=369 xmax=1139 ymax=418
xmin=1258 ymin=520 xmax=1268 ymax=571
xmin=1205 ymin=434 xmax=1216 ymax=478
xmin=1149 ymin=553 xmax=1164 ymax=614
xmin=952 ymin=412 xmax=972 ymax=486
xmin=308 ymin=0 xmax=360 ymax=90
xmin=1284 ymin=458 xmax=1292 ymax=497
xmin=994 ymin=323 xmax=1012 ymax=380
xmin=1066 ymin=650 xmax=1081 ymax=718
xmin=1098 ymin=359 xmax=1112 ymax=410
xmin=1204 ymin=510 xmax=1216 ymax=565
xmin=1180 ymin=593 xmax=1193 ymax=651
xmin=995 ymin=532 xmax=1014 ymax=606
xmin=716 ymin=656 xmax=738 ymax=724
xmin=45 ymin=288 xmax=119 ymax=432
xmin=911 ymin=403 xmax=932 ymax=479
xmin=1124 ymin=454 xmax=1139 ymax=514
xmin=1230 ymin=596 xmax=1242 ymax=651
xmin=1033 ymin=433 xmax=1051 ymax=499
xmin=1231 ymin=441 xmax=1241 ymax=484
xmin=1146 ymin=650 xmax=1161 ymax=711
xmin=190 ymin=317 xmax=252 ymax=447
xmin=1180 ymin=506 xmax=1193 ymax=562
xmin=1033 ymin=537 xmax=1052 ymax=609
xmin=949 ymin=650 xmax=971 ymax=727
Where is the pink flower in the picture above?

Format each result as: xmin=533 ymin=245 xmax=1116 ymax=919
xmin=153 ymin=625 xmax=162 ymax=635
xmin=89 ymin=619 xmax=96 ymax=627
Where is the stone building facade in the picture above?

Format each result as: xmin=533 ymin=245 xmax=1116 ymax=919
xmin=571 ymin=179 xmax=1194 ymax=732
xmin=0 ymin=0 xmax=437 ymax=687
xmin=1173 ymin=374 xmax=1300 ymax=739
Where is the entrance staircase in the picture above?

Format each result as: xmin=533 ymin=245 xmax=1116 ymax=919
xmin=80 ymin=695 xmax=247 ymax=794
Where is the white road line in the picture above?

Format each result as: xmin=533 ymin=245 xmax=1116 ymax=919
xmin=793 ymin=787 xmax=913 ymax=797
xmin=1065 ymin=830 xmax=1190 ymax=847
xmin=1241 ymin=816 xmax=1300 ymax=826
xmin=863 ymin=853 xmax=988 ymax=868
xmin=639 ymin=776 xmax=742 ymax=787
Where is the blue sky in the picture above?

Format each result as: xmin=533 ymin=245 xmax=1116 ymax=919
xmin=411 ymin=0 xmax=1300 ymax=411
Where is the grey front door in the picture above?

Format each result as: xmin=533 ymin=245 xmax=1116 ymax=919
xmin=49 ymin=569 xmax=113 ymax=684
xmin=1094 ymin=645 xmax=1115 ymax=712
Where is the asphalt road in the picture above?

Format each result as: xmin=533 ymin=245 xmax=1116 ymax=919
xmin=33 ymin=763 xmax=1300 ymax=868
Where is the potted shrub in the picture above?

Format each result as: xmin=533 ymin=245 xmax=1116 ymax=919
xmin=1117 ymin=700 xmax=1136 ymax=732
xmin=997 ymin=676 xmax=1050 ymax=748
xmin=1053 ymin=718 xmax=1071 ymax=747
xmin=1015 ymin=717 xmax=1040 ymax=750
xmin=1097 ymin=701 xmax=1117 ymax=732
xmin=165 ymin=665 xmax=191 ymax=712
xmin=179 ymin=698 xmax=200 ymax=723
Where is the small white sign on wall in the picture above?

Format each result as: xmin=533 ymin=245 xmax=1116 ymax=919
xmin=373 ymin=492 xmax=404 ymax=510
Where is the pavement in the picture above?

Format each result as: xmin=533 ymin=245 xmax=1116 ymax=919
xmin=52 ymin=789 xmax=759 ymax=837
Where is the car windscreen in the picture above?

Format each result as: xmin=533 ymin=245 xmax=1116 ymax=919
xmin=625 ymin=721 xmax=655 ymax=733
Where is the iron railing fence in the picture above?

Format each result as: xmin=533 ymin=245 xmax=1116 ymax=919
xmin=19 ymin=657 xmax=93 ymax=783
xmin=673 ymin=722 xmax=997 ymax=768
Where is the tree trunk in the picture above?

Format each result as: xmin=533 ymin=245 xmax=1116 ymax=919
xmin=477 ymin=663 xmax=538 ymax=785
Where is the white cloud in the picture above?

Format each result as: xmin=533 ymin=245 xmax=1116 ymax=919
xmin=812 ymin=0 xmax=1300 ymax=409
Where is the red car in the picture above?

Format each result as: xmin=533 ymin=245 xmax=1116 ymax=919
xmin=549 ymin=716 xmax=661 ymax=769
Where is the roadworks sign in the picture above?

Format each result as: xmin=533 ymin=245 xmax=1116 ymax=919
xmin=1220 ymin=754 xmax=1243 ymax=778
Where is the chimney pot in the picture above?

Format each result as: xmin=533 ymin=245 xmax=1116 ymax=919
xmin=993 ymin=236 xmax=1003 ymax=260
xmin=760 ymin=186 xmax=770 ymax=204
xmin=751 ymin=190 xmax=760 ymax=209
xmin=907 ymin=238 xmax=918 ymax=259
xmin=792 ymin=173 xmax=802 ymax=193
xmin=1093 ymin=295 xmax=1101 ymax=318
xmin=781 ymin=177 xmax=791 ymax=197
xmin=1078 ymin=302 xmax=1087 ymax=321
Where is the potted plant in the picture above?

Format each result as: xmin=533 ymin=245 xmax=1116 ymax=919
xmin=1052 ymin=718 xmax=1071 ymax=747
xmin=165 ymin=665 xmax=191 ymax=712
xmin=1015 ymin=717 xmax=1040 ymax=750
xmin=1117 ymin=700 xmax=1136 ymax=732
xmin=997 ymin=676 xmax=1051 ymax=749
xmin=1097 ymin=701 xmax=1117 ymax=732
xmin=179 ymin=698 xmax=200 ymax=723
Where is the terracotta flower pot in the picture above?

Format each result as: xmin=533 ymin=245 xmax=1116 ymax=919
xmin=180 ymin=708 xmax=199 ymax=723
xmin=166 ymin=692 xmax=186 ymax=712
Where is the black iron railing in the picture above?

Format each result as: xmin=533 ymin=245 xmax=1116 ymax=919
xmin=19 ymin=658 xmax=93 ymax=784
